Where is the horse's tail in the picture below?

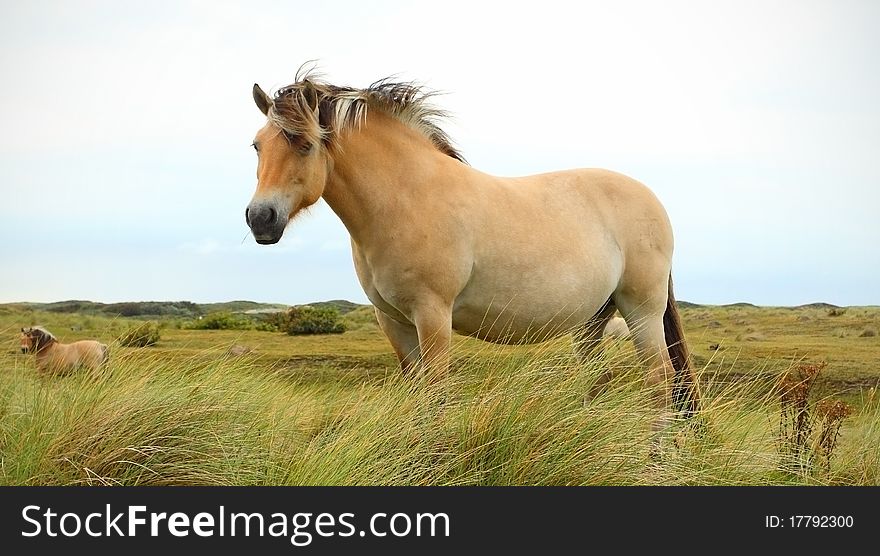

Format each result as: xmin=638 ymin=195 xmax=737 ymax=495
xmin=99 ymin=343 xmax=110 ymax=366
xmin=663 ymin=273 xmax=700 ymax=418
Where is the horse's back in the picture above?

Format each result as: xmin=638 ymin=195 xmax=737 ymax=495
xmin=512 ymin=168 xmax=670 ymax=230
xmin=471 ymin=167 xmax=672 ymax=261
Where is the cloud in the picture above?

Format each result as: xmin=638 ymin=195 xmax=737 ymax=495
xmin=1 ymin=1 xmax=878 ymax=304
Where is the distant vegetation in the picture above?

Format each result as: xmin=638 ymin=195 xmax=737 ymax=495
xmin=266 ymin=306 xmax=346 ymax=335
xmin=186 ymin=312 xmax=256 ymax=331
xmin=197 ymin=300 xmax=290 ymax=314
xmin=303 ymin=300 xmax=363 ymax=315
xmin=12 ymin=299 xmax=363 ymax=320
xmin=32 ymin=300 xmax=202 ymax=318
xmin=117 ymin=321 xmax=161 ymax=347
xmin=182 ymin=306 xmax=349 ymax=335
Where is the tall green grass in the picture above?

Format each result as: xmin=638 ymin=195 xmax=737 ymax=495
xmin=1 ymin=342 xmax=877 ymax=485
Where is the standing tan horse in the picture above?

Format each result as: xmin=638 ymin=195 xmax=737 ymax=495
xmin=245 ymin=69 xmax=700 ymax=436
xmin=19 ymin=326 xmax=108 ymax=375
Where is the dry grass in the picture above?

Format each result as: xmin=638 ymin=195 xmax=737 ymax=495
xmin=0 ymin=304 xmax=878 ymax=485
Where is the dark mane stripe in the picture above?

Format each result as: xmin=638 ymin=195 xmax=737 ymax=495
xmin=25 ymin=326 xmax=57 ymax=352
xmin=267 ymin=66 xmax=466 ymax=163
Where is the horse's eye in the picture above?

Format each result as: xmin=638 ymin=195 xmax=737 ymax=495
xmin=279 ymin=129 xmax=311 ymax=155
xmin=251 ymin=142 xmax=259 ymax=152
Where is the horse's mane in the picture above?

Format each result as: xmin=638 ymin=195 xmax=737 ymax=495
xmin=23 ymin=326 xmax=57 ymax=350
xmin=268 ymin=66 xmax=466 ymax=163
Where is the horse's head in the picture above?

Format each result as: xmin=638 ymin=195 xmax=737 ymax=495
xmin=19 ymin=328 xmax=32 ymax=353
xmin=19 ymin=326 xmax=54 ymax=353
xmin=246 ymin=81 xmax=331 ymax=245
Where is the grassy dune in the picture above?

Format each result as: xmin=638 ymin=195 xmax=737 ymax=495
xmin=0 ymin=304 xmax=878 ymax=485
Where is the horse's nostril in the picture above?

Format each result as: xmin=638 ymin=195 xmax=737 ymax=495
xmin=246 ymin=204 xmax=278 ymax=230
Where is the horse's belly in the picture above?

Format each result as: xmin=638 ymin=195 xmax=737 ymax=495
xmin=451 ymin=270 xmax=617 ymax=344
xmin=452 ymin=310 xmax=588 ymax=344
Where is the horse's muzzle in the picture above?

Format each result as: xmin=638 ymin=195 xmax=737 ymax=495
xmin=245 ymin=202 xmax=286 ymax=245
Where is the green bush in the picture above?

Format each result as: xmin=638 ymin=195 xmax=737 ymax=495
xmin=279 ymin=306 xmax=346 ymax=335
xmin=188 ymin=312 xmax=254 ymax=331
xmin=342 ymin=306 xmax=379 ymax=331
xmin=118 ymin=321 xmax=161 ymax=347
xmin=258 ymin=311 xmax=288 ymax=332
xmin=254 ymin=319 xmax=280 ymax=332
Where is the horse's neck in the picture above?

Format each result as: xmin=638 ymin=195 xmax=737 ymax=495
xmin=34 ymin=342 xmax=58 ymax=358
xmin=323 ymin=114 xmax=459 ymax=244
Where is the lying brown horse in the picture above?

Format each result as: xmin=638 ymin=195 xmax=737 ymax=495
xmin=244 ymin=68 xmax=700 ymax=439
xmin=19 ymin=326 xmax=108 ymax=375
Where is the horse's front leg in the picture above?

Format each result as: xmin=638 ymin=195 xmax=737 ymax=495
xmin=375 ymin=308 xmax=420 ymax=374
xmin=412 ymin=302 xmax=453 ymax=382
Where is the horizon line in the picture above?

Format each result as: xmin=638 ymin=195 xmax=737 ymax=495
xmin=2 ymin=299 xmax=878 ymax=310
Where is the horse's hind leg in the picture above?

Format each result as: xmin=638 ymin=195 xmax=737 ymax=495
xmin=573 ymin=299 xmax=617 ymax=361
xmin=375 ymin=308 xmax=420 ymax=374
xmin=614 ymin=290 xmax=676 ymax=444
xmin=573 ymin=299 xmax=617 ymax=397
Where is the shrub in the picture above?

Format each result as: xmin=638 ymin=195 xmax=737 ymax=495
xmin=342 ymin=306 xmax=379 ymax=331
xmin=118 ymin=321 xmax=161 ymax=347
xmin=776 ymin=362 xmax=854 ymax=475
xmin=254 ymin=319 xmax=280 ymax=332
xmin=188 ymin=312 xmax=254 ymax=331
xmin=280 ymin=306 xmax=346 ymax=335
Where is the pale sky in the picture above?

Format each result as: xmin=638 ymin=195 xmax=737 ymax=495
xmin=1 ymin=0 xmax=878 ymax=306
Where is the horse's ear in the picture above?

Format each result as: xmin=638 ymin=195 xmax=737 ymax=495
xmin=253 ymin=83 xmax=272 ymax=116
xmin=21 ymin=327 xmax=25 ymax=332
xmin=302 ymin=80 xmax=319 ymax=112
